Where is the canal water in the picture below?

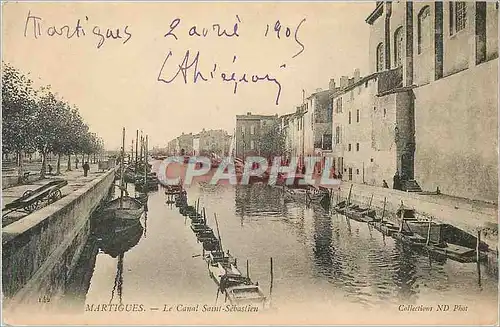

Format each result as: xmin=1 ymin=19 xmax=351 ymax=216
xmin=62 ymin=165 xmax=498 ymax=323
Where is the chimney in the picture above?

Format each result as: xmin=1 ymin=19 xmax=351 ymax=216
xmin=340 ymin=76 xmax=349 ymax=89
xmin=329 ymin=78 xmax=336 ymax=91
xmin=354 ymin=69 xmax=361 ymax=82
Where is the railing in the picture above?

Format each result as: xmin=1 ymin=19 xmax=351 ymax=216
xmin=377 ymin=66 xmax=403 ymax=94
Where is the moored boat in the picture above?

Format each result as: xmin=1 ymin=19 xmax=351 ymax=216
xmin=101 ymin=196 xmax=144 ymax=220
xmin=225 ymin=284 xmax=267 ymax=308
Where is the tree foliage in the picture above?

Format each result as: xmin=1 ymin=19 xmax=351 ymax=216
xmin=2 ymin=62 xmax=103 ymax=175
xmin=259 ymin=120 xmax=285 ymax=159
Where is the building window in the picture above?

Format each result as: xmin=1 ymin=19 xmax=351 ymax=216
xmin=335 ymin=126 xmax=341 ymax=144
xmin=394 ymin=26 xmax=404 ymax=67
xmin=336 ymin=98 xmax=343 ymax=113
xmin=250 ymin=140 xmax=255 ymax=149
xmin=356 ymin=169 xmax=359 ymax=175
xmin=241 ymin=126 xmax=245 ymax=134
xmin=323 ymin=134 xmax=332 ymax=150
xmin=418 ymin=6 xmax=431 ymax=54
xmin=348 ymin=111 xmax=352 ymax=124
xmin=356 ymin=109 xmax=360 ymax=123
xmin=383 ymin=108 xmax=387 ymax=117
xmin=356 ymin=143 xmax=359 ymax=151
xmin=348 ymin=143 xmax=351 ymax=151
xmin=370 ymin=158 xmax=374 ymax=162
xmin=450 ymin=2 xmax=467 ymax=35
xmin=376 ymin=42 xmax=384 ymax=72
xmin=250 ymin=125 xmax=255 ymax=135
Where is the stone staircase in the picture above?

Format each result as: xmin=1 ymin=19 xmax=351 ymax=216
xmin=402 ymin=179 xmax=422 ymax=192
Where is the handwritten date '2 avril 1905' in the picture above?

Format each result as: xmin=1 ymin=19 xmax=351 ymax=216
xmin=23 ymin=11 xmax=306 ymax=105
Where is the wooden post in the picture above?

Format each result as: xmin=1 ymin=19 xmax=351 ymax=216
xmin=477 ymin=230 xmax=482 ymax=286
xmin=381 ymin=197 xmax=386 ymax=223
xmin=347 ymin=184 xmax=353 ymax=205
xmin=476 ymin=230 xmax=481 ymax=263
xmin=246 ymin=259 xmax=250 ymax=279
xmin=399 ymin=202 xmax=405 ymax=233
xmin=426 ymin=218 xmax=432 ymax=246
xmin=368 ymin=194 xmax=373 ymax=209
xmin=269 ymin=257 xmax=274 ymax=306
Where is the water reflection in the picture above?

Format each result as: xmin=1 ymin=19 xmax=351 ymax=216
xmin=235 ymin=185 xmax=286 ymax=218
xmin=60 ymin=181 xmax=496 ymax=314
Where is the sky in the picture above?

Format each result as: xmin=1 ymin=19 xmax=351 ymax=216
xmin=2 ymin=2 xmax=373 ymax=150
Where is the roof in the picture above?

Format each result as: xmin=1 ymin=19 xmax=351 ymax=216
xmin=236 ymin=114 xmax=278 ymax=120
xmin=307 ymin=88 xmax=334 ymax=100
xmin=330 ymin=72 xmax=378 ymax=98
xmin=366 ymin=2 xmax=384 ymax=25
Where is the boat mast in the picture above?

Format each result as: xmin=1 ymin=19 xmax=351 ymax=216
xmin=135 ymin=129 xmax=139 ymax=172
xmin=144 ymin=135 xmax=148 ymax=188
xmin=120 ymin=127 xmax=125 ymax=209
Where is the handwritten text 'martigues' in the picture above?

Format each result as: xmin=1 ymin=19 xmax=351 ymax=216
xmin=23 ymin=11 xmax=306 ymax=106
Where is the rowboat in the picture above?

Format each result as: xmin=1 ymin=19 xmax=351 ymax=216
xmin=163 ymin=184 xmax=183 ymax=195
xmin=370 ymin=220 xmax=399 ymax=236
xmin=283 ymin=184 xmax=331 ymax=206
xmin=134 ymin=192 xmax=148 ymax=205
xmin=343 ymin=204 xmax=376 ymax=223
xmin=196 ymin=229 xmax=217 ymax=243
xmin=225 ymin=284 xmax=267 ymax=307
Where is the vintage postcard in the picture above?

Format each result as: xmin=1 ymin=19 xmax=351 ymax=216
xmin=1 ymin=1 xmax=498 ymax=325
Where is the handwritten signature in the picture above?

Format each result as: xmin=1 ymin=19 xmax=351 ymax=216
xmin=23 ymin=11 xmax=132 ymax=49
xmin=157 ymin=50 xmax=284 ymax=105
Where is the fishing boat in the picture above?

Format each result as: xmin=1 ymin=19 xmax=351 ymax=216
xmin=123 ymin=167 xmax=136 ymax=183
xmin=101 ymin=196 xmax=144 ymax=220
xmin=101 ymin=128 xmax=145 ymax=221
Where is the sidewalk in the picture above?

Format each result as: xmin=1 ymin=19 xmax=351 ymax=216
xmin=2 ymin=164 xmax=107 ymax=227
xmin=335 ymin=181 xmax=498 ymax=248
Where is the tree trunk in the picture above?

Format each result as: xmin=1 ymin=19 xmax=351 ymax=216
xmin=40 ymin=151 xmax=47 ymax=179
xmin=17 ymin=150 xmax=25 ymax=184
xmin=56 ymin=153 xmax=62 ymax=175
xmin=67 ymin=154 xmax=72 ymax=171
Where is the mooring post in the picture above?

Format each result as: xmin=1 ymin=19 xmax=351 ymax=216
xmin=476 ymin=230 xmax=481 ymax=263
xmin=246 ymin=259 xmax=250 ymax=279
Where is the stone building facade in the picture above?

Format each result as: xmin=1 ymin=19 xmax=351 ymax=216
xmin=364 ymin=1 xmax=498 ymax=201
xmin=235 ymin=112 xmax=279 ymax=158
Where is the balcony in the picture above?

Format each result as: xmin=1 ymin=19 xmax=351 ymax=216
xmin=377 ymin=66 xmax=403 ymax=95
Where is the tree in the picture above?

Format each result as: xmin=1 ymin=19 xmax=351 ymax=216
xmin=258 ymin=121 xmax=285 ymax=160
xmin=2 ymin=63 xmax=38 ymax=181
xmin=34 ymin=88 xmax=68 ymax=178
